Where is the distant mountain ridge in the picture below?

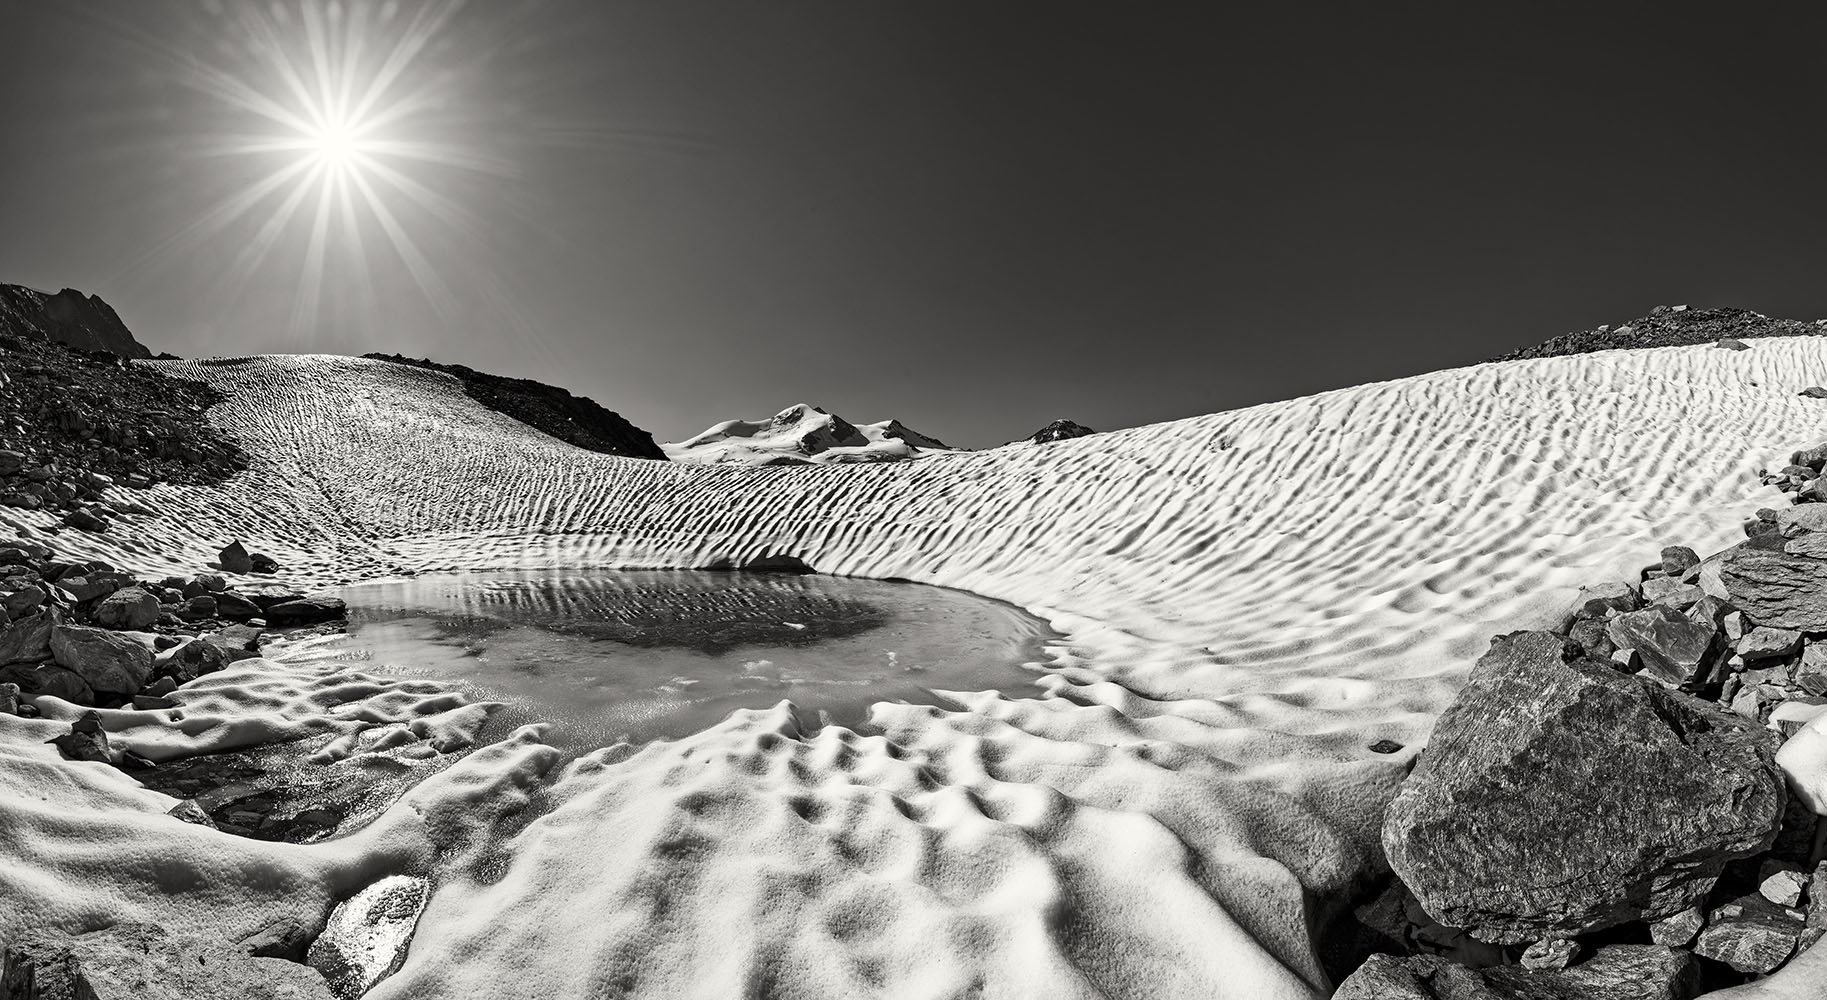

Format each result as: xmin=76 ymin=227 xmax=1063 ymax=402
xmin=0 ymin=284 xmax=152 ymax=358
xmin=664 ymin=404 xmax=953 ymax=465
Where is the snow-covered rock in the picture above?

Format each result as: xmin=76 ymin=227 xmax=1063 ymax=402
xmin=663 ymin=403 xmax=952 ymax=465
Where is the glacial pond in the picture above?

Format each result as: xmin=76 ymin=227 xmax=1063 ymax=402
xmin=327 ymin=570 xmax=1060 ymax=751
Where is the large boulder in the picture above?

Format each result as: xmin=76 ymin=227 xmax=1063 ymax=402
xmin=93 ymin=585 xmax=160 ymax=630
xmin=2 ymin=923 xmax=333 ymax=999
xmin=1333 ymin=945 xmax=1701 ymax=1000
xmin=265 ymin=595 xmax=347 ymax=626
xmin=1383 ymin=631 xmax=1785 ymax=944
xmin=50 ymin=623 xmax=153 ymax=697
xmin=0 ymin=609 xmax=54 ymax=663
xmin=1715 ymin=542 xmax=1827 ymax=631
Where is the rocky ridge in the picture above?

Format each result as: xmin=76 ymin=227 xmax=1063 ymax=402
xmin=0 ymin=283 xmax=152 ymax=359
xmin=1493 ymin=305 xmax=1827 ymax=363
xmin=1342 ymin=440 xmax=1827 ymax=996
xmin=362 ymin=353 xmax=666 ymax=459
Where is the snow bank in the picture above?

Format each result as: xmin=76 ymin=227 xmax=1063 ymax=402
xmin=2 ymin=337 xmax=1821 ymax=997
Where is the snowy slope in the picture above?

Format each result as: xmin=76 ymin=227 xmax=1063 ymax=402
xmin=2 ymin=339 xmax=1824 ymax=998
xmin=663 ymin=403 xmax=953 ymax=465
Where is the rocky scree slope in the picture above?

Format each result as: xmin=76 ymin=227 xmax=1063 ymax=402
xmin=363 ymin=353 xmax=665 ymax=459
xmin=0 ymin=283 xmax=151 ymax=360
xmin=1493 ymin=305 xmax=1827 ymax=363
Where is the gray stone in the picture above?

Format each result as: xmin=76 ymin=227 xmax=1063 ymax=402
xmin=1661 ymin=545 xmax=1702 ymax=578
xmin=1568 ymin=617 xmax=1614 ymax=659
xmin=49 ymin=710 xmax=109 ymax=762
xmin=1574 ymin=580 xmax=1641 ymax=620
xmin=0 ymin=609 xmax=53 ymax=664
xmin=92 ymin=586 xmax=159 ymax=630
xmin=1649 ymin=905 xmax=1704 ymax=947
xmin=1693 ymin=895 xmax=1806 ymax=974
xmin=0 ymin=662 xmax=94 ymax=704
xmin=266 ymin=595 xmax=347 ymax=626
xmin=1383 ymin=631 xmax=1785 ymax=944
xmin=213 ymin=591 xmax=263 ymax=619
xmin=50 ymin=624 xmax=152 ymax=697
xmin=1739 ymin=626 xmax=1804 ymax=662
xmin=1717 ymin=545 xmax=1827 ymax=630
xmin=1801 ymin=386 xmax=1827 ymax=399
xmin=0 ymin=681 xmax=17 ymax=716
xmin=2 ymin=584 xmax=46 ymax=618
xmin=1642 ymin=576 xmax=1703 ymax=610
xmin=1762 ymin=867 xmax=1809 ymax=906
xmin=167 ymin=798 xmax=218 ymax=828
xmin=1333 ymin=945 xmax=1700 ymax=1000
xmin=308 ymin=874 xmax=428 ymax=999
xmin=1809 ymin=861 xmax=1827 ymax=929
xmin=1605 ymin=606 xmax=1721 ymax=687
xmin=1520 ymin=937 xmax=1580 ymax=970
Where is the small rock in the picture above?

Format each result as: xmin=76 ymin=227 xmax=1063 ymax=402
xmin=1642 ymin=577 xmax=1703 ymax=611
xmin=1808 ymin=862 xmax=1827 ymax=929
xmin=1649 ymin=905 xmax=1704 ymax=947
xmin=1521 ymin=937 xmax=1580 ymax=971
xmin=239 ymin=917 xmax=314 ymax=962
xmin=249 ymin=552 xmax=280 ymax=574
xmin=166 ymin=798 xmax=217 ymax=828
xmin=1694 ymin=895 xmax=1806 ymax=974
xmin=49 ymin=709 xmax=110 ymax=762
xmin=1334 ymin=945 xmax=1699 ymax=1000
xmin=1762 ymin=867 xmax=1810 ymax=907
xmin=1800 ymin=387 xmax=1827 ymax=399
xmin=1661 ymin=545 xmax=1702 ymax=578
xmin=213 ymin=591 xmax=263 ymax=619
xmin=1717 ymin=338 xmax=1751 ymax=350
xmin=1368 ymin=739 xmax=1404 ymax=754
xmin=183 ymin=595 xmax=219 ymax=620
xmin=218 ymin=540 xmax=254 ymax=574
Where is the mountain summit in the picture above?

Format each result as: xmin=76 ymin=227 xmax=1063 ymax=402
xmin=0 ymin=284 xmax=152 ymax=358
xmin=664 ymin=403 xmax=952 ymax=465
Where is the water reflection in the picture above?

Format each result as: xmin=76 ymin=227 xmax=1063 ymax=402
xmin=329 ymin=570 xmax=1058 ymax=751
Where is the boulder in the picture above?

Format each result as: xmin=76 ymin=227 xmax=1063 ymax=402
xmin=1333 ymin=945 xmax=1701 ymax=1000
xmin=0 ymin=609 xmax=54 ymax=663
xmin=0 ymin=662 xmax=95 ymax=704
xmin=2 ymin=924 xmax=334 ymax=999
xmin=1649 ymin=905 xmax=1704 ymax=947
xmin=157 ymin=636 xmax=234 ymax=684
xmin=1605 ymin=606 xmax=1721 ymax=687
xmin=1572 ymin=580 xmax=1641 ymax=620
xmin=1661 ymin=545 xmax=1702 ymax=578
xmin=308 ymin=875 xmax=428 ymax=999
xmin=213 ymin=591 xmax=263 ymax=619
xmin=1383 ymin=631 xmax=1785 ymax=944
xmin=61 ymin=507 xmax=108 ymax=532
xmin=1717 ymin=546 xmax=1827 ymax=630
xmin=219 ymin=540 xmax=254 ymax=574
xmin=266 ymin=595 xmax=348 ymax=626
xmin=93 ymin=586 xmax=160 ymax=630
xmin=2 ymin=584 xmax=46 ymax=618
xmin=49 ymin=709 xmax=110 ymax=762
xmin=50 ymin=624 xmax=153 ymax=697
xmin=1739 ymin=626 xmax=1804 ymax=662
xmin=1642 ymin=578 xmax=1703 ymax=610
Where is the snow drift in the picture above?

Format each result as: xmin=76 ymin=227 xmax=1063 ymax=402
xmin=2 ymin=337 xmax=1823 ymax=998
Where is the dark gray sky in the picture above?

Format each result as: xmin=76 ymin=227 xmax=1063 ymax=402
xmin=3 ymin=2 xmax=1825 ymax=447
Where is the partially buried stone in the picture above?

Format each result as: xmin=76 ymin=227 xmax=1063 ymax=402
xmin=1383 ymin=631 xmax=1784 ymax=944
xmin=1368 ymin=739 xmax=1404 ymax=754
xmin=61 ymin=507 xmax=108 ymax=532
xmin=1333 ymin=945 xmax=1699 ymax=1000
xmin=218 ymin=540 xmax=254 ymax=574
xmin=308 ymin=875 xmax=429 ymax=999
xmin=1605 ymin=605 xmax=1721 ymax=687
xmin=167 ymin=798 xmax=217 ymax=829
xmin=50 ymin=709 xmax=110 ymax=762
xmin=1569 ymin=617 xmax=1615 ymax=658
xmin=1800 ymin=387 xmax=1827 ymax=399
xmin=212 ymin=591 xmax=262 ymax=619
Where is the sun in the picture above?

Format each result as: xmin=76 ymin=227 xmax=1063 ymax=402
xmin=305 ymin=118 xmax=369 ymax=172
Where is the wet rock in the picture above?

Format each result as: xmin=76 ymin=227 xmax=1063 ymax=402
xmin=1333 ymin=944 xmax=1700 ymax=1000
xmin=1383 ymin=631 xmax=1785 ymax=944
xmin=249 ymin=552 xmax=280 ymax=574
xmin=219 ymin=540 xmax=254 ymax=574
xmin=50 ymin=623 xmax=153 ymax=697
xmin=1693 ymin=894 xmax=1806 ymax=974
xmin=49 ymin=709 xmax=109 ymax=762
xmin=1605 ymin=606 xmax=1721 ymax=687
xmin=2 ymin=923 xmax=334 ymax=1000
xmin=157 ymin=636 xmax=233 ymax=683
xmin=266 ymin=595 xmax=347 ymax=626
xmin=183 ymin=595 xmax=219 ymax=620
xmin=93 ymin=585 xmax=160 ymax=630
xmin=308 ymin=875 xmax=429 ymax=999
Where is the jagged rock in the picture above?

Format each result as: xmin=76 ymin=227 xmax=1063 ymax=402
xmin=308 ymin=875 xmax=429 ymax=999
xmin=219 ymin=540 xmax=254 ymax=574
xmin=1739 ymin=625 xmax=1804 ymax=662
xmin=0 ymin=609 xmax=53 ymax=663
xmin=1605 ymin=606 xmax=1721 ymax=686
xmin=266 ymin=595 xmax=347 ymax=626
xmin=167 ymin=798 xmax=218 ymax=828
xmin=1642 ymin=577 xmax=1703 ymax=610
xmin=1649 ymin=905 xmax=1704 ymax=947
xmin=1 ymin=923 xmax=334 ymax=999
xmin=1383 ymin=631 xmax=1785 ymax=944
xmin=1521 ymin=937 xmax=1580 ymax=970
xmin=1762 ymin=866 xmax=1809 ymax=906
xmin=50 ymin=623 xmax=153 ymax=696
xmin=157 ymin=636 xmax=233 ymax=683
xmin=249 ymin=552 xmax=280 ymax=574
xmin=1693 ymin=894 xmax=1806 ymax=973
xmin=213 ymin=591 xmax=263 ymax=619
xmin=1717 ymin=546 xmax=1827 ymax=630
xmin=2 ymin=584 xmax=46 ymax=618
xmin=1568 ymin=617 xmax=1615 ymax=658
xmin=93 ymin=585 xmax=160 ymax=630
xmin=0 ymin=681 xmax=17 ymax=716
xmin=50 ymin=709 xmax=110 ymax=762
xmin=0 ymin=662 xmax=95 ymax=704
xmin=1574 ymin=580 xmax=1642 ymax=619
xmin=1809 ymin=862 xmax=1827 ymax=929
xmin=184 ymin=595 xmax=220 ymax=620
xmin=1333 ymin=945 xmax=1701 ymax=1000
xmin=239 ymin=584 xmax=307 ymax=609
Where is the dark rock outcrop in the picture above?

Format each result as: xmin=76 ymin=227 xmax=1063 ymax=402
xmin=1383 ymin=631 xmax=1785 ymax=944
xmin=1492 ymin=306 xmax=1827 ymax=363
xmin=0 ymin=283 xmax=152 ymax=358
xmin=1029 ymin=418 xmax=1096 ymax=443
xmin=363 ymin=353 xmax=666 ymax=459
xmin=2 ymin=923 xmax=334 ymax=999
